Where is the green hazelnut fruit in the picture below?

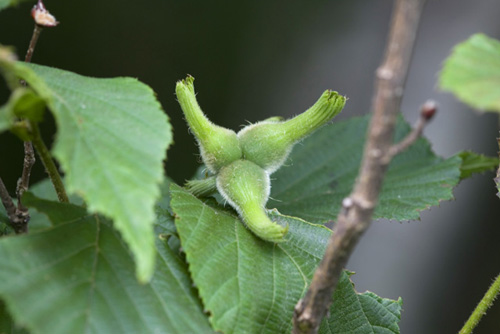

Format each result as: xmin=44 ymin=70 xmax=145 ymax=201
xmin=216 ymin=159 xmax=288 ymax=242
xmin=176 ymin=75 xmax=242 ymax=173
xmin=238 ymin=90 xmax=346 ymax=173
xmin=178 ymin=78 xmax=345 ymax=244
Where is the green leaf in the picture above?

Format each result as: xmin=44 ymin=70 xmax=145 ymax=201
xmin=0 ymin=104 xmax=12 ymax=133
xmin=0 ymin=211 xmax=8 ymax=226
xmin=439 ymin=33 xmax=500 ymax=112
xmin=9 ymin=88 xmax=45 ymax=122
xmin=0 ymin=87 xmax=46 ymax=139
xmin=0 ymin=194 xmax=213 ymax=334
xmin=0 ymin=300 xmax=29 ymax=334
xmin=0 ymin=0 xmax=32 ymax=11
xmin=270 ymin=115 xmax=462 ymax=222
xmin=153 ymin=178 xmax=182 ymax=254
xmin=456 ymin=151 xmax=498 ymax=179
xmin=27 ymin=178 xmax=85 ymax=206
xmin=170 ymin=184 xmax=401 ymax=333
xmin=320 ymin=272 xmax=402 ymax=334
xmin=0 ymin=58 xmax=173 ymax=282
xmin=0 ymin=0 xmax=9 ymax=10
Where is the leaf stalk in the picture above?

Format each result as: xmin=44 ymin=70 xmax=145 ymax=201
xmin=459 ymin=273 xmax=500 ymax=334
xmin=30 ymin=122 xmax=69 ymax=203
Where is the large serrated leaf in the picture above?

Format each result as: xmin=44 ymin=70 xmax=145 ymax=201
xmin=0 ymin=194 xmax=213 ymax=334
xmin=320 ymin=272 xmax=402 ymax=334
xmin=456 ymin=151 xmax=498 ymax=179
xmin=439 ymin=33 xmax=500 ymax=112
xmin=0 ymin=59 xmax=172 ymax=281
xmin=170 ymin=184 xmax=401 ymax=334
xmin=269 ymin=115 xmax=462 ymax=223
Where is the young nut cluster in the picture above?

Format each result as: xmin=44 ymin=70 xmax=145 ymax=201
xmin=176 ymin=75 xmax=346 ymax=242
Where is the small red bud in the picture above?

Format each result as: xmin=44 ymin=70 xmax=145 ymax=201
xmin=31 ymin=0 xmax=59 ymax=27
xmin=421 ymin=100 xmax=437 ymax=120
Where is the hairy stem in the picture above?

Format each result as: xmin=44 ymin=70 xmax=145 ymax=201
xmin=292 ymin=0 xmax=427 ymax=333
xmin=30 ymin=122 xmax=69 ymax=203
xmin=459 ymin=274 xmax=500 ymax=334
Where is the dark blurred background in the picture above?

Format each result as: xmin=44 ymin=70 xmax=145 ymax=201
xmin=1 ymin=0 xmax=500 ymax=333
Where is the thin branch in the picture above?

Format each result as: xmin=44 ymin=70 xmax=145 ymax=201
xmin=0 ymin=0 xmax=62 ymax=233
xmin=292 ymin=0 xmax=428 ymax=333
xmin=0 ymin=177 xmax=29 ymax=234
xmin=16 ymin=141 xmax=36 ymax=212
xmin=385 ymin=100 xmax=437 ymax=162
xmin=0 ymin=3 xmax=45 ymax=232
xmin=0 ymin=178 xmax=17 ymax=223
xmin=459 ymin=273 xmax=500 ymax=334
xmin=14 ymin=2 xmax=47 ymax=223
xmin=17 ymin=0 xmax=61 ymax=206
xmin=24 ymin=24 xmax=43 ymax=63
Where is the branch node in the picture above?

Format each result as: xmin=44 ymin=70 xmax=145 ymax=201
xmin=341 ymin=197 xmax=353 ymax=209
xmin=0 ymin=178 xmax=29 ymax=234
xmin=352 ymin=195 xmax=375 ymax=211
xmin=370 ymin=148 xmax=383 ymax=159
xmin=376 ymin=66 xmax=394 ymax=81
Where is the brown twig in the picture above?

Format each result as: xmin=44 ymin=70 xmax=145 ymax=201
xmin=17 ymin=0 xmax=55 ymax=210
xmin=0 ymin=0 xmax=60 ymax=233
xmin=16 ymin=141 xmax=36 ymax=213
xmin=0 ymin=177 xmax=29 ymax=234
xmin=24 ymin=24 xmax=43 ymax=63
xmin=292 ymin=0 xmax=428 ymax=333
xmin=14 ymin=2 xmax=46 ymax=225
xmin=24 ymin=2 xmax=66 ymax=203
xmin=385 ymin=100 xmax=437 ymax=162
xmin=0 ymin=178 xmax=17 ymax=223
